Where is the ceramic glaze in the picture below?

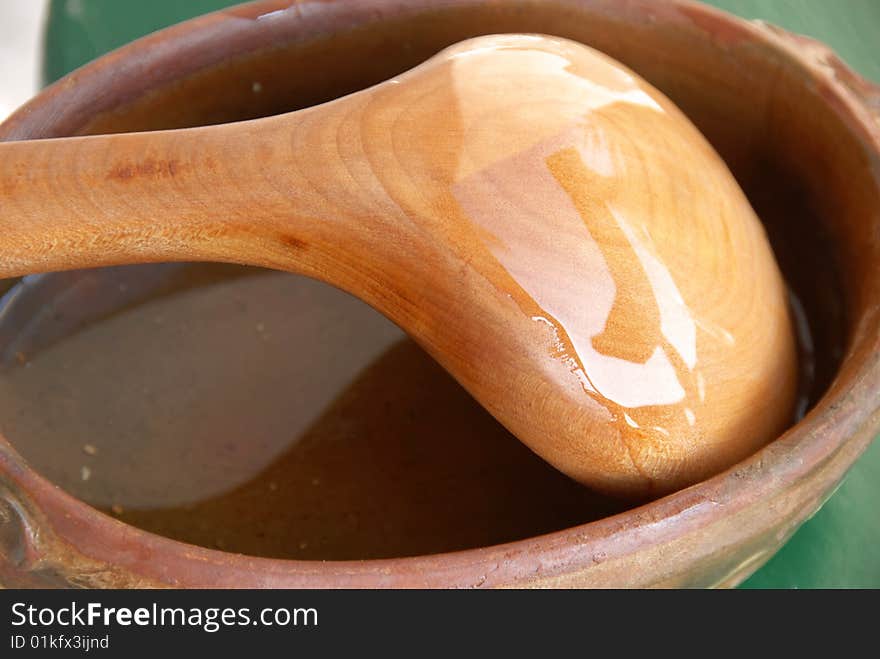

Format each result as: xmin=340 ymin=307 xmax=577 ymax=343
xmin=0 ymin=35 xmax=797 ymax=497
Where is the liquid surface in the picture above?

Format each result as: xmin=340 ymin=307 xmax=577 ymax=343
xmin=0 ymin=265 xmax=621 ymax=559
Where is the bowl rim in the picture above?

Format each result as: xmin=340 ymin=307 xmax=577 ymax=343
xmin=0 ymin=0 xmax=878 ymax=588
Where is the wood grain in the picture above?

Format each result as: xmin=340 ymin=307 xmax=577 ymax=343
xmin=0 ymin=34 xmax=797 ymax=497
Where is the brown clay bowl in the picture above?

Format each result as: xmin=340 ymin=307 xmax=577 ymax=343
xmin=0 ymin=0 xmax=878 ymax=588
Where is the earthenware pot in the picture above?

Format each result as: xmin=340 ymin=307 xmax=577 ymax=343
xmin=0 ymin=0 xmax=878 ymax=587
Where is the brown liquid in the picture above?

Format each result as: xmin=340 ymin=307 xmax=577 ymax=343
xmin=0 ymin=264 xmax=622 ymax=559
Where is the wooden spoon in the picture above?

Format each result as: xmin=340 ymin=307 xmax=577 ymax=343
xmin=0 ymin=34 xmax=796 ymax=498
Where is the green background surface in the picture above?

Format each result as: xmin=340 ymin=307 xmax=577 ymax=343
xmin=39 ymin=0 xmax=879 ymax=588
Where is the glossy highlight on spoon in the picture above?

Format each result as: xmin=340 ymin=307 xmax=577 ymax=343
xmin=0 ymin=34 xmax=797 ymax=498
xmin=442 ymin=36 xmax=796 ymax=493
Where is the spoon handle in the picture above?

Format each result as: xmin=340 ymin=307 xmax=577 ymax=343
xmin=0 ymin=111 xmax=376 ymax=281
